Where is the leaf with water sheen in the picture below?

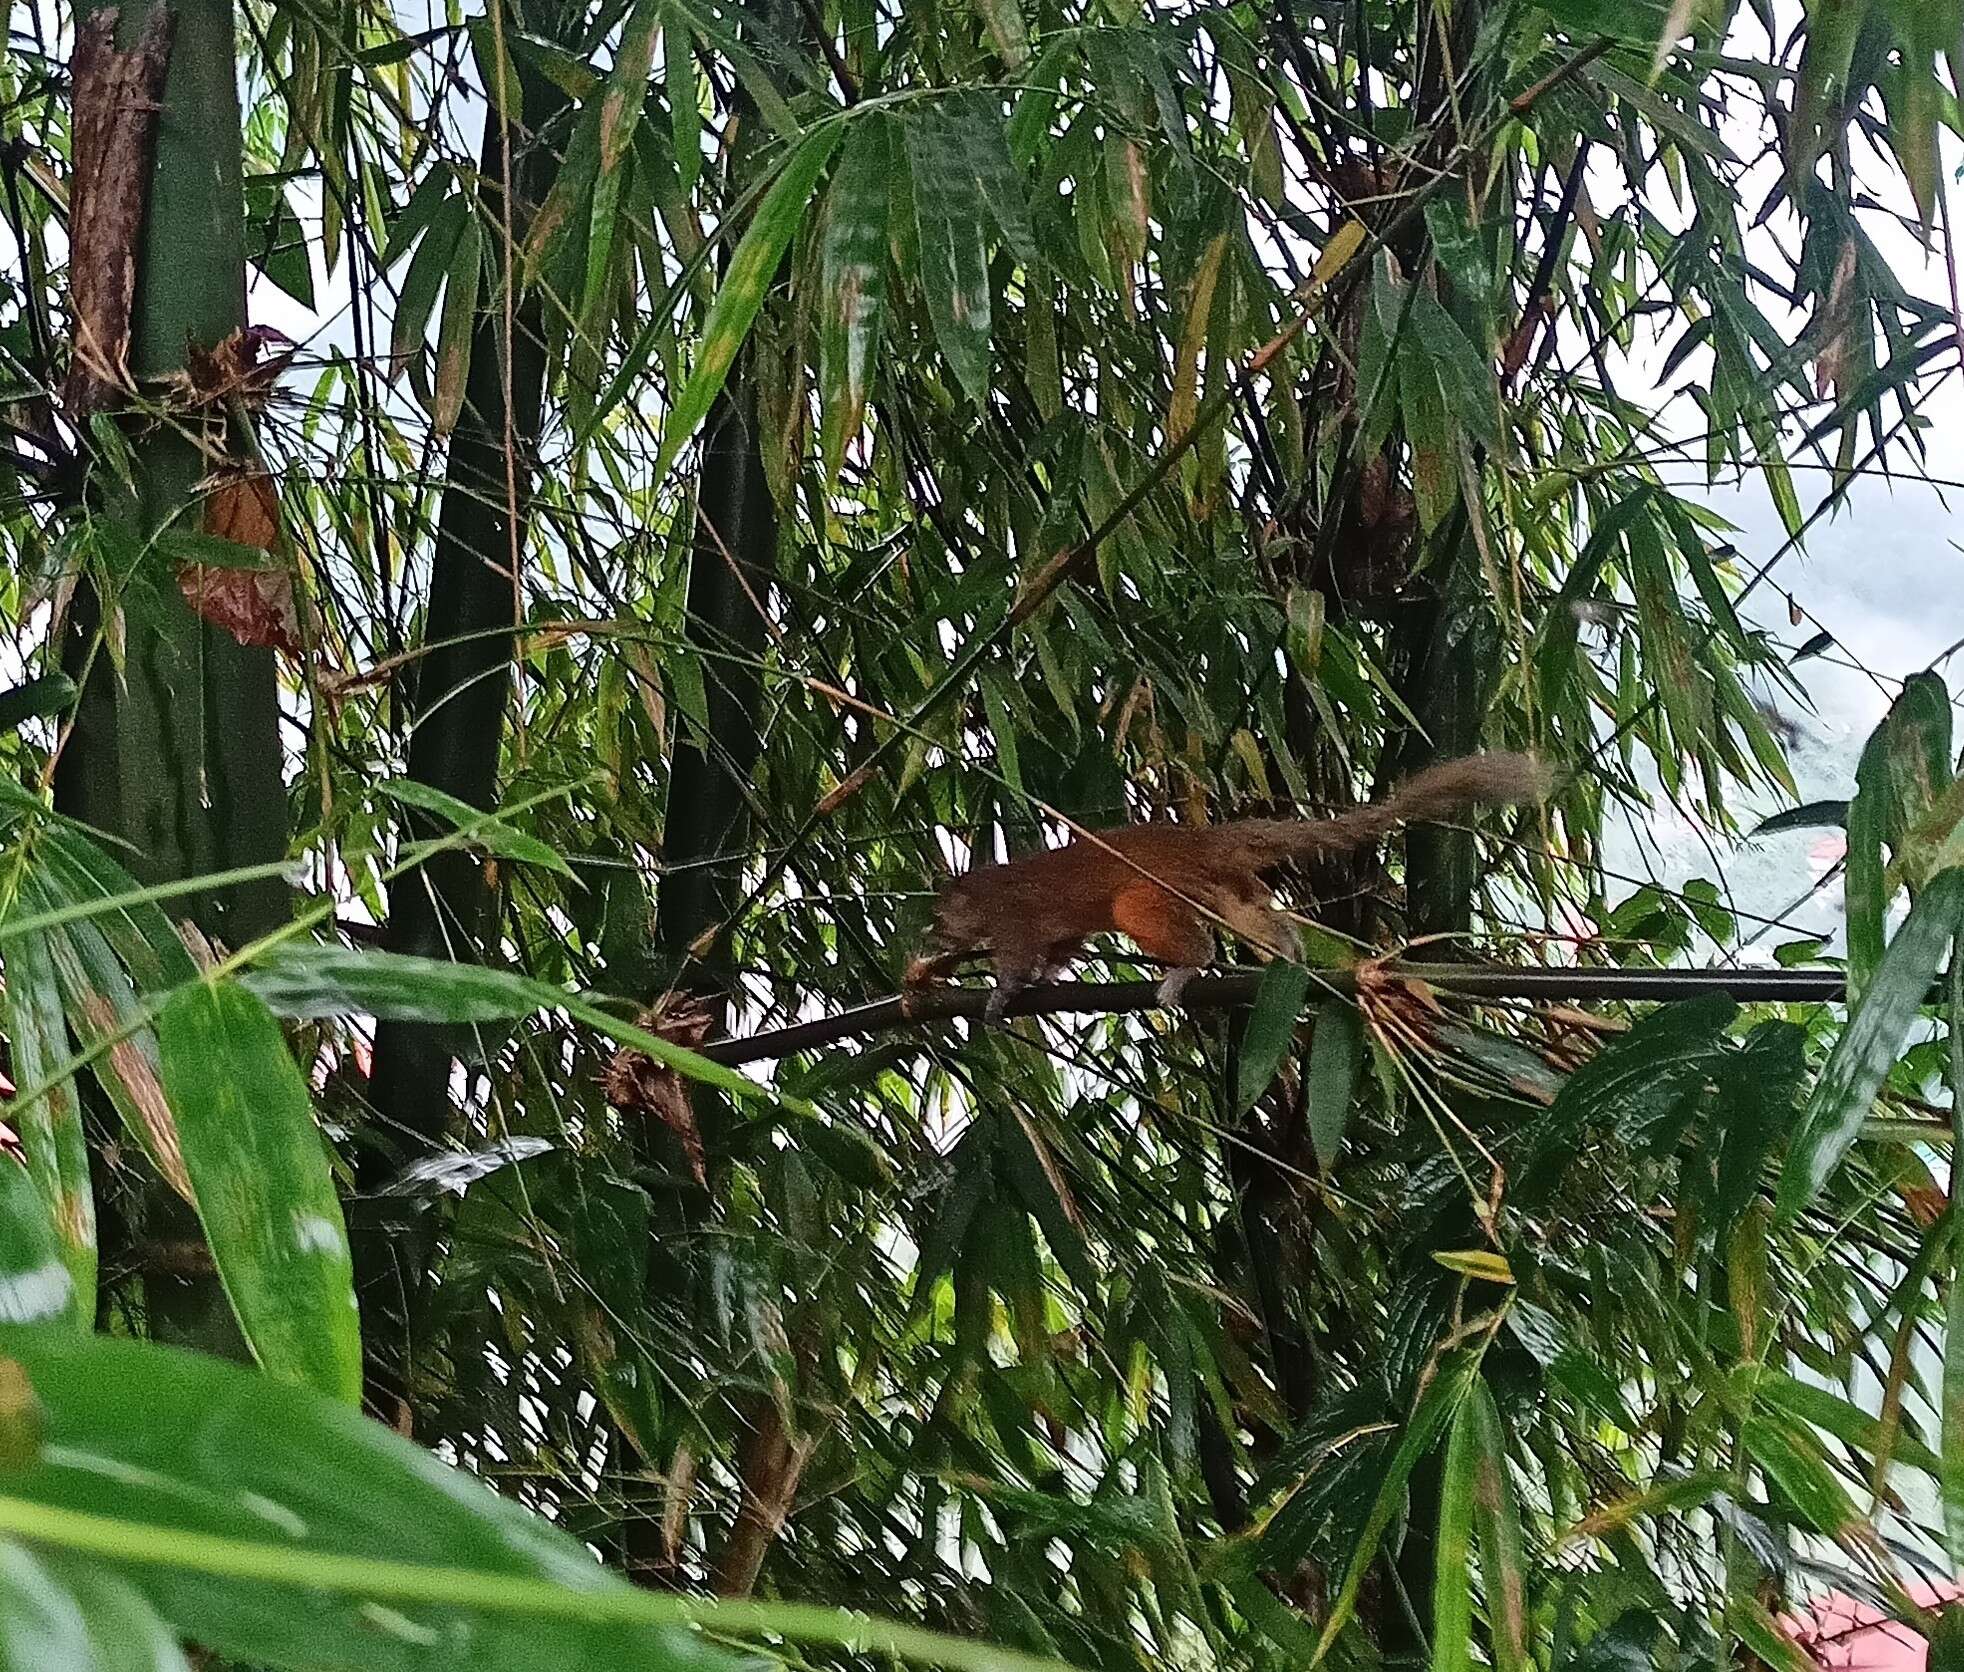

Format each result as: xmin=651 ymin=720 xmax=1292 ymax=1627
xmin=0 ymin=1326 xmax=749 ymax=1672
xmin=156 ymin=980 xmax=360 ymax=1405
xmin=906 ymin=108 xmax=992 ymax=402
xmin=819 ymin=115 xmax=891 ymax=485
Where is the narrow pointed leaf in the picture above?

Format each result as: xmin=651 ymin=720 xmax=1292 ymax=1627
xmin=1313 ymin=1354 xmax=1476 ymax=1664
xmin=1235 ymin=961 xmax=1311 ymax=1116
xmin=238 ymin=944 xmax=809 ymax=1114
xmin=653 ymin=124 xmax=840 ymax=481
xmin=431 ymin=215 xmax=483 ymax=436
xmin=1 ymin=890 xmax=95 ymax=1321
xmin=1779 ymin=867 xmax=1964 ymax=1223
xmin=1306 ymin=999 xmax=1365 ymax=1167
xmin=906 ymin=108 xmax=992 ymax=402
xmin=1434 ymin=1394 xmax=1478 ymax=1672
xmin=1465 ymin=1381 xmax=1530 ymax=1672
xmin=819 ymin=115 xmax=891 ymax=485
xmin=377 ymin=779 xmax=575 ymax=878
xmin=1751 ymin=800 xmax=1849 ymax=838
xmin=388 ymin=191 xmax=465 ymax=374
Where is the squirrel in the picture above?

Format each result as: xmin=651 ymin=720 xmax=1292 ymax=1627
xmin=905 ymin=751 xmax=1553 ymax=1021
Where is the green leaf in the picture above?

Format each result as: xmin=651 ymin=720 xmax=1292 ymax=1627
xmin=819 ymin=115 xmax=892 ymax=486
xmin=905 ymin=108 xmax=992 ymax=403
xmin=238 ymin=945 xmax=809 ymax=1115
xmin=943 ymin=91 xmax=1038 ymax=270
xmin=0 ymin=1326 xmax=747 ymax=1672
xmin=1847 ymin=675 xmax=1954 ymax=963
xmin=1401 ymin=362 xmax=1457 ymax=533
xmin=1434 ymin=1390 xmax=1478 ymax=1672
xmin=666 ymin=21 xmax=702 ymax=191
xmin=653 ymin=123 xmax=840 ymax=480
xmin=27 ymin=908 xmax=191 ymax=1204
xmin=0 ymin=675 xmax=76 ymax=737
xmin=0 ymin=1541 xmax=97 ymax=1667
xmin=1932 ymin=1604 xmax=1964 ymax=1672
xmin=1235 ymin=961 xmax=1311 ymax=1116
xmin=0 ymin=1128 xmax=76 ymax=1328
xmin=1779 ymin=867 xmax=1964 ymax=1223
xmin=388 ymin=190 xmax=465 ymax=373
xmin=379 ymin=164 xmax=455 ymax=269
xmin=1751 ymin=800 xmax=1849 ymax=838
xmin=44 ymin=1558 xmax=191 ymax=1671
xmin=1305 ymin=1000 xmax=1365 ymax=1168
xmin=1948 ymin=948 xmax=1964 ymax=1568
xmin=1759 ymin=1370 xmax=1938 ymax=1476
xmin=377 ymin=779 xmax=576 ymax=878
xmin=996 ymin=1109 xmax=1096 ymax=1294
xmin=1313 ymin=1353 xmax=1476 ymax=1664
xmin=1742 ymin=1410 xmax=1858 ymax=1536
xmin=0 ymin=890 xmax=95 ymax=1322
xmin=1465 ymin=1381 xmax=1529 ymax=1672
xmin=431 ymin=213 xmax=483 ymax=436
xmin=972 ymin=0 xmax=1030 ymax=69
xmin=466 ymin=14 xmax=521 ymax=116
xmin=156 ymin=980 xmax=360 ymax=1405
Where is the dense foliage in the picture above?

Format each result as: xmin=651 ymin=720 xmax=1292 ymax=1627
xmin=2 ymin=0 xmax=1964 ymax=1667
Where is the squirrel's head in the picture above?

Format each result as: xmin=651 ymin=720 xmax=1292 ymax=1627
xmin=903 ymin=873 xmax=990 ymax=985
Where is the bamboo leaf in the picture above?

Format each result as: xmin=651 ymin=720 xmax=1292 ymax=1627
xmin=666 ymin=23 xmax=702 ymax=191
xmin=379 ymin=164 xmax=455 ymax=269
xmin=237 ymin=944 xmax=811 ymax=1115
xmin=387 ymin=190 xmax=466 ymax=377
xmin=1751 ymin=800 xmax=1849 ymax=837
xmin=377 ymin=780 xmax=576 ymax=878
xmin=1305 ymin=1000 xmax=1365 ymax=1168
xmin=1779 ymin=867 xmax=1964 ymax=1223
xmin=1313 ymin=1354 xmax=1475 ymax=1664
xmin=944 ymin=91 xmax=1037 ymax=271
xmin=431 ymin=214 xmax=482 ymax=436
xmin=156 ymin=980 xmax=361 ymax=1405
xmin=598 ymin=0 xmax=662 ymax=172
xmin=1434 ymin=1394 xmax=1478 ymax=1672
xmin=0 ymin=1326 xmax=755 ymax=1671
xmin=1742 ymin=1410 xmax=1858 ymax=1536
xmin=0 ymin=1542 xmax=98 ymax=1666
xmin=1235 ymin=961 xmax=1311 ymax=1116
xmin=819 ymin=115 xmax=892 ymax=486
xmin=1168 ymin=231 xmax=1226 ymax=445
xmin=1465 ymin=1381 xmax=1529 ymax=1672
xmin=0 ymin=890 xmax=94 ymax=1323
xmin=905 ymin=108 xmax=992 ymax=403
xmin=653 ymin=124 xmax=841 ymax=481
xmin=972 ymin=0 xmax=1029 ymax=70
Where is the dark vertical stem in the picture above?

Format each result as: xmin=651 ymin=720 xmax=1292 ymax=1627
xmin=354 ymin=0 xmax=570 ymax=1427
xmin=650 ymin=382 xmax=778 ymax=999
xmin=56 ymin=0 xmax=286 ymax=1356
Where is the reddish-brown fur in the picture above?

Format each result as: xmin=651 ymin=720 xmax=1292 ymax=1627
xmin=906 ymin=752 xmax=1552 ymax=1017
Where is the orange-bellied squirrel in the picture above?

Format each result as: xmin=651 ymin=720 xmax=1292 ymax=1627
xmin=905 ymin=751 xmax=1553 ymax=1020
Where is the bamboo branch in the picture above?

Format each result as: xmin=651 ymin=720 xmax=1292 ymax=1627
xmin=699 ymin=963 xmax=1865 ymax=1066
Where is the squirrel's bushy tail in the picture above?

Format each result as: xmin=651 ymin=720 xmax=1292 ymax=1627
xmin=1232 ymin=751 xmax=1553 ymax=866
